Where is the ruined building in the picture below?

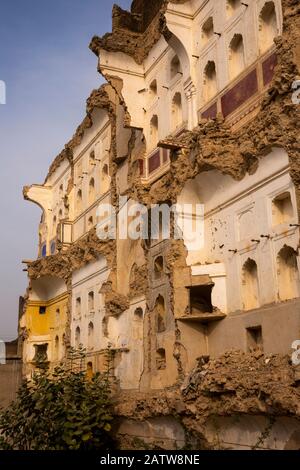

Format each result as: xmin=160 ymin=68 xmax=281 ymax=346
xmin=20 ymin=0 xmax=300 ymax=450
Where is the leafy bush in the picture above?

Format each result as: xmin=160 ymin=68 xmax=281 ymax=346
xmin=0 ymin=350 xmax=114 ymax=450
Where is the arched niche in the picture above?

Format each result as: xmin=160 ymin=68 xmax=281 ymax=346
xmin=242 ymin=258 xmax=260 ymax=311
xmin=155 ymin=295 xmax=166 ymax=333
xmin=228 ymin=33 xmax=245 ymax=80
xmin=258 ymin=2 xmax=278 ymax=54
xmin=75 ymin=326 xmax=81 ymax=349
xmin=171 ymin=92 xmax=183 ymax=130
xmin=203 ymin=61 xmax=217 ymax=102
xmin=277 ymin=245 xmax=300 ymax=301
xmin=88 ymin=322 xmax=94 ymax=350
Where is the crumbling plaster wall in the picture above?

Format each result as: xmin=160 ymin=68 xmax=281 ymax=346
xmin=71 ymin=256 xmax=109 ymax=353
xmin=114 ymin=351 xmax=300 ymax=450
xmin=99 ymin=0 xmax=300 ymax=389
xmin=21 ymin=1 xmax=300 ymax=442
xmin=72 ymin=108 xmax=112 ymax=241
xmin=23 ymin=80 xmax=151 ymax=385
xmin=177 ymin=148 xmax=299 ymax=312
xmin=23 ymin=84 xmax=122 ymax=358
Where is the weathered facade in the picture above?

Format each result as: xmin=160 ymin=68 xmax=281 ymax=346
xmin=20 ymin=0 xmax=300 ymax=449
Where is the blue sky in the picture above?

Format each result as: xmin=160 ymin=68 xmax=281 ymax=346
xmin=0 ymin=0 xmax=131 ymax=341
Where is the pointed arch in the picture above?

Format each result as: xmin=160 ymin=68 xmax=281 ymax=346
xmin=88 ymin=322 xmax=94 ymax=350
xmin=242 ymin=258 xmax=259 ymax=310
xmin=203 ymin=60 xmax=217 ymax=102
xmin=258 ymin=2 xmax=278 ymax=54
xmin=155 ymin=295 xmax=166 ymax=333
xmin=75 ymin=326 xmax=81 ymax=349
xmin=277 ymin=245 xmax=300 ymax=301
xmin=228 ymin=33 xmax=245 ymax=80
xmin=171 ymin=92 xmax=183 ymax=130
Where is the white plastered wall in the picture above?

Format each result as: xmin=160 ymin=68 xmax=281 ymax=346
xmin=71 ymin=108 xmax=112 ymax=241
xmin=178 ymin=148 xmax=299 ymax=314
xmin=167 ymin=0 xmax=282 ymax=112
xmin=71 ymin=257 xmax=110 ymax=352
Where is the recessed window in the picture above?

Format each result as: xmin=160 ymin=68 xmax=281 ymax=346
xmin=155 ymin=295 xmax=166 ymax=333
xmin=246 ymin=326 xmax=263 ymax=352
xmin=133 ymin=307 xmax=143 ymax=340
xmin=76 ymin=190 xmax=83 ymax=215
xmin=150 ymin=115 xmax=158 ymax=149
xmin=54 ymin=335 xmax=59 ymax=361
xmin=89 ymin=150 xmax=95 ymax=166
xmin=39 ymin=306 xmax=47 ymax=315
xmin=171 ymin=92 xmax=183 ymax=131
xmin=59 ymin=184 xmax=64 ymax=198
xmin=41 ymin=244 xmax=47 ymax=258
xmin=56 ymin=308 xmax=60 ymax=323
xmin=201 ymin=17 xmax=214 ymax=45
xmin=75 ymin=297 xmax=81 ymax=316
xmin=203 ymin=61 xmax=217 ymax=102
xmin=228 ymin=34 xmax=245 ymax=80
xmin=170 ymin=55 xmax=182 ymax=79
xmin=156 ymin=348 xmax=166 ymax=370
xmin=62 ymin=333 xmax=66 ymax=356
xmin=102 ymin=317 xmax=108 ymax=338
xmin=50 ymin=241 xmax=56 ymax=255
xmin=88 ymin=291 xmax=95 ymax=311
xmin=258 ymin=2 xmax=278 ymax=54
xmin=33 ymin=343 xmax=48 ymax=363
xmin=154 ymin=256 xmax=164 ymax=280
xmin=277 ymin=245 xmax=300 ymax=301
xmin=242 ymin=258 xmax=259 ymax=311
xmin=88 ymin=216 xmax=94 ymax=230
xmin=89 ymin=178 xmax=95 ymax=204
xmin=134 ymin=307 xmax=143 ymax=320
xmin=149 ymin=79 xmax=157 ymax=96
xmin=102 ymin=164 xmax=109 ymax=177
xmin=226 ymin=0 xmax=241 ymax=18
xmin=75 ymin=327 xmax=81 ymax=349
xmin=190 ymin=285 xmax=214 ymax=314
xmin=88 ymin=322 xmax=94 ymax=350
xmin=272 ymin=192 xmax=293 ymax=226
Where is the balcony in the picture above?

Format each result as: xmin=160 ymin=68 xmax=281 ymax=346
xmin=176 ymin=273 xmax=226 ymax=324
xmin=178 ymin=310 xmax=226 ymax=323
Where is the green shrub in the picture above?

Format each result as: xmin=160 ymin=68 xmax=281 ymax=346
xmin=0 ymin=349 xmax=114 ymax=450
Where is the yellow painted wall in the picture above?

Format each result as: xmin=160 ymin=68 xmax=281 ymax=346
xmin=25 ymin=292 xmax=68 ymax=364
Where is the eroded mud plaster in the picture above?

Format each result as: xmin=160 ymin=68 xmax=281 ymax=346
xmin=89 ymin=2 xmax=167 ymax=66
xmin=91 ymin=0 xmax=297 ymax=208
xmin=114 ymin=350 xmax=300 ymax=449
xmin=22 ymin=0 xmax=300 ymax=447
xmin=90 ymin=0 xmax=300 ymax=439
